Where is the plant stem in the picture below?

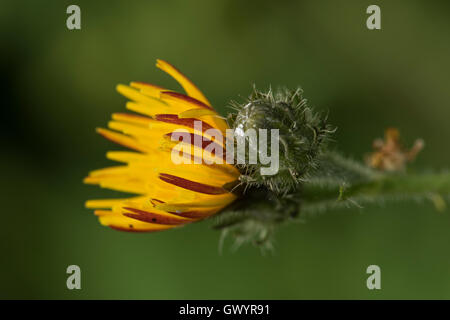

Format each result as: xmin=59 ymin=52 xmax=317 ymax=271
xmin=300 ymin=172 xmax=450 ymax=216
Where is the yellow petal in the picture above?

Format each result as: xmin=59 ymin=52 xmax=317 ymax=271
xmin=96 ymin=128 xmax=149 ymax=152
xmin=178 ymin=108 xmax=218 ymax=119
xmin=85 ymin=197 xmax=144 ymax=209
xmin=156 ymin=59 xmax=211 ymax=106
xmin=116 ymin=84 xmax=168 ymax=107
xmin=96 ymin=211 xmax=176 ymax=232
xmin=111 ymin=113 xmax=152 ymax=127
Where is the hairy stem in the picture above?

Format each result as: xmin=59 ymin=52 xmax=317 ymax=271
xmin=300 ymin=171 xmax=450 ymax=216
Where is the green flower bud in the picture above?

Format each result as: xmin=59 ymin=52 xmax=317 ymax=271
xmin=228 ymin=87 xmax=335 ymax=194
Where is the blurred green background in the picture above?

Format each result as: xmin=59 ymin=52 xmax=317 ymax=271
xmin=1 ymin=0 xmax=450 ymax=299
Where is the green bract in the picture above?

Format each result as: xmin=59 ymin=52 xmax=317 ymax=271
xmin=228 ymin=87 xmax=335 ymax=193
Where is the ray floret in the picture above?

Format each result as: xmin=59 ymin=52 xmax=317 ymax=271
xmin=85 ymin=60 xmax=238 ymax=232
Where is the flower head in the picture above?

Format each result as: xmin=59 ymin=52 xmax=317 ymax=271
xmin=84 ymin=60 xmax=239 ymax=232
xmin=83 ymin=61 xmax=449 ymax=251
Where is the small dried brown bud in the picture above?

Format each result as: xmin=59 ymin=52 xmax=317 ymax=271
xmin=365 ymin=128 xmax=424 ymax=171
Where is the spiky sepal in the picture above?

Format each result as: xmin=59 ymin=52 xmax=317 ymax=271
xmin=227 ymin=87 xmax=335 ymax=194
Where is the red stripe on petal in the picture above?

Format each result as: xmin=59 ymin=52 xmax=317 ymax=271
xmin=123 ymin=207 xmax=190 ymax=225
xmin=150 ymin=199 xmax=165 ymax=206
xmin=159 ymin=173 xmax=227 ymax=195
xmin=109 ymin=226 xmax=168 ymax=233
xmin=168 ymin=210 xmax=212 ymax=219
xmin=155 ymin=114 xmax=215 ymax=133
xmin=150 ymin=199 xmax=219 ymax=219
xmin=161 ymin=91 xmax=213 ymax=110
xmin=165 ymin=132 xmax=226 ymax=159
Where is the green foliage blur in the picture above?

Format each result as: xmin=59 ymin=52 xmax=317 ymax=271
xmin=1 ymin=0 xmax=450 ymax=299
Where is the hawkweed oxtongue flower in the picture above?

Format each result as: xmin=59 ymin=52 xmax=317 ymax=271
xmin=85 ymin=59 xmax=450 ymax=249
xmin=84 ymin=60 xmax=239 ymax=232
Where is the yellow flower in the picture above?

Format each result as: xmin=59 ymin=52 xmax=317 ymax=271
xmin=84 ymin=59 xmax=240 ymax=232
